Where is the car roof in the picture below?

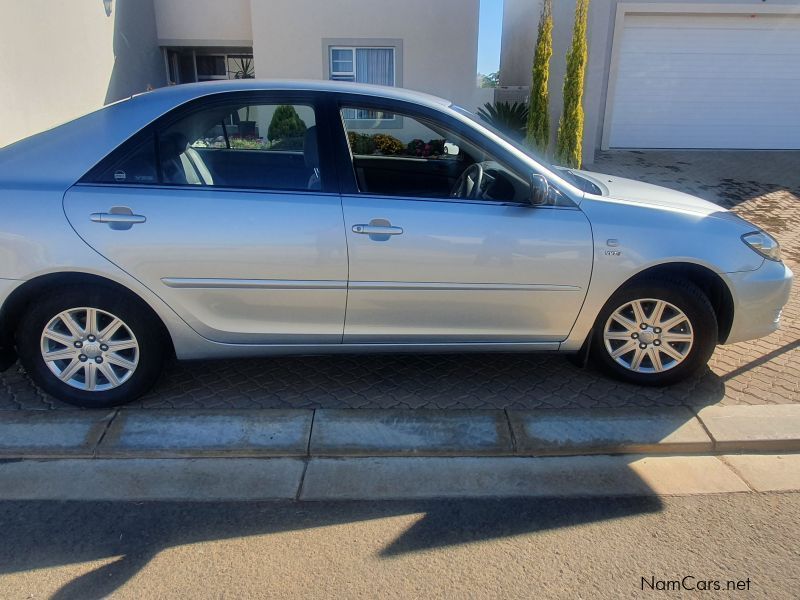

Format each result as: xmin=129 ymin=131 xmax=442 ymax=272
xmin=0 ymin=80 xmax=453 ymax=189
xmin=132 ymin=79 xmax=452 ymax=109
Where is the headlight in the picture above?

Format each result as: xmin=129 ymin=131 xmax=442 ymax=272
xmin=742 ymin=231 xmax=781 ymax=262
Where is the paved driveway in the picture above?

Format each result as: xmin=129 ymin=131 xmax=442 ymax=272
xmin=1 ymin=151 xmax=798 ymax=411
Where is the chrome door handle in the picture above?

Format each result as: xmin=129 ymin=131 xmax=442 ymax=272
xmin=90 ymin=213 xmax=146 ymax=224
xmin=352 ymin=224 xmax=403 ymax=235
xmin=90 ymin=206 xmax=146 ymax=230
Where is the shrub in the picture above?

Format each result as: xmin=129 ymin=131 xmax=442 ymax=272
xmin=270 ymin=137 xmax=305 ymax=151
xmin=526 ymin=0 xmax=553 ymax=154
xmin=427 ymin=139 xmax=445 ymax=156
xmin=268 ymin=105 xmax=307 ymax=143
xmin=372 ymin=133 xmax=405 ymax=155
xmin=479 ymin=71 xmax=500 ymax=88
xmin=406 ymin=138 xmax=446 ymax=158
xmin=229 ymin=137 xmax=265 ymax=150
xmin=476 ymin=102 xmax=529 ymax=141
xmin=347 ymin=132 xmax=376 ymax=155
xmin=556 ymin=0 xmax=590 ymax=168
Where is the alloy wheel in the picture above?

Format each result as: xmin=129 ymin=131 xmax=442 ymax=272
xmin=602 ymin=298 xmax=694 ymax=374
xmin=39 ymin=307 xmax=140 ymax=391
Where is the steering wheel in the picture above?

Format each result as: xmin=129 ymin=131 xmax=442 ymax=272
xmin=450 ymin=162 xmax=485 ymax=199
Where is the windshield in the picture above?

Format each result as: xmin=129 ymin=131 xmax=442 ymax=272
xmin=451 ymin=105 xmax=555 ymax=171
xmin=451 ymin=105 xmax=603 ymax=195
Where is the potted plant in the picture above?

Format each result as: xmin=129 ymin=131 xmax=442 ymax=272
xmin=230 ymin=57 xmax=258 ymax=138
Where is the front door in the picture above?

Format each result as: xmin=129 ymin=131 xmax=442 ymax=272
xmin=334 ymin=100 xmax=593 ymax=343
xmin=65 ymin=93 xmax=348 ymax=344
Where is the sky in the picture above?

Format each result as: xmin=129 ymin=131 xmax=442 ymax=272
xmin=477 ymin=0 xmax=504 ymax=75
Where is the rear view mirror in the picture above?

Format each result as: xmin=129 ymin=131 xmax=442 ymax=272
xmin=529 ymin=173 xmax=550 ymax=206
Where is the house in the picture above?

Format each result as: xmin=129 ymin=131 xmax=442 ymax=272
xmin=500 ymin=0 xmax=800 ymax=163
xmin=0 ymin=0 xmax=491 ymax=148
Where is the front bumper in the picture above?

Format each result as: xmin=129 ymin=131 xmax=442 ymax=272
xmin=724 ymin=259 xmax=793 ymax=344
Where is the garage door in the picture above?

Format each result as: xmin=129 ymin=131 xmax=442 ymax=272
xmin=607 ymin=13 xmax=800 ymax=149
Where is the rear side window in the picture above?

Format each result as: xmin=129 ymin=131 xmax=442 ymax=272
xmin=83 ymin=100 xmax=322 ymax=192
xmin=92 ymin=135 xmax=158 ymax=185
xmin=159 ymin=102 xmax=320 ymax=191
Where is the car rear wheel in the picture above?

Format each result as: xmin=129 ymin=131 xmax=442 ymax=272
xmin=591 ymin=279 xmax=717 ymax=385
xmin=16 ymin=287 xmax=165 ymax=407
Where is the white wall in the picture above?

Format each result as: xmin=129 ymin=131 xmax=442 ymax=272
xmin=249 ymin=0 xmax=484 ymax=109
xmin=0 ymin=0 xmax=486 ymax=148
xmin=154 ymin=0 xmax=252 ymax=45
xmin=500 ymin=0 xmax=800 ymax=163
xmin=0 ymin=0 xmax=164 ymax=148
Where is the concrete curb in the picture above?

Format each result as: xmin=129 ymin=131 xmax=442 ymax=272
xmin=694 ymin=405 xmax=800 ymax=453
xmin=0 ymin=411 xmax=115 ymax=458
xmin=0 ymin=405 xmax=798 ymax=459
xmin=310 ymin=409 xmax=513 ymax=456
xmin=98 ymin=409 xmax=312 ymax=458
xmin=507 ymin=407 xmax=712 ymax=455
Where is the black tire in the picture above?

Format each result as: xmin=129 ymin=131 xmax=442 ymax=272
xmin=16 ymin=286 xmax=166 ymax=407
xmin=591 ymin=278 xmax=717 ymax=386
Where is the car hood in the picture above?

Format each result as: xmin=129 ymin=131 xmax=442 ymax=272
xmin=574 ymin=170 xmax=723 ymax=216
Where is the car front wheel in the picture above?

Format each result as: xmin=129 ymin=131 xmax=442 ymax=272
xmin=591 ymin=279 xmax=717 ymax=386
xmin=16 ymin=287 xmax=165 ymax=407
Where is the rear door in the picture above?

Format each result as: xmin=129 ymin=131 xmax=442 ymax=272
xmin=65 ymin=92 xmax=348 ymax=344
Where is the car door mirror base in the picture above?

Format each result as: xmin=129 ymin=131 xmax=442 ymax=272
xmin=529 ymin=174 xmax=550 ymax=206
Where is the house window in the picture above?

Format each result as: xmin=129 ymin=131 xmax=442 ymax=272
xmin=329 ymin=47 xmax=395 ymax=86
xmin=164 ymin=49 xmax=254 ymax=85
xmin=196 ymin=55 xmax=227 ymax=81
xmin=331 ymin=47 xmax=396 ymax=120
xmin=330 ymin=49 xmax=355 ymax=80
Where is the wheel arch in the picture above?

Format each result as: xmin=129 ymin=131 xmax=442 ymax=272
xmin=0 ymin=272 xmax=175 ymax=356
xmin=617 ymin=262 xmax=735 ymax=343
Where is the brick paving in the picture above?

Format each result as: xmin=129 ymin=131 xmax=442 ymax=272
xmin=1 ymin=150 xmax=797 ymax=410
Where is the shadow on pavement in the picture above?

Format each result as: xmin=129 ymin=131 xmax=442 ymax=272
xmin=720 ymin=339 xmax=800 ymax=382
xmin=0 ymin=496 xmax=662 ymax=599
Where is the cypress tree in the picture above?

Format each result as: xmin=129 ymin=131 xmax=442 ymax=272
xmin=526 ymin=0 xmax=553 ymax=154
xmin=556 ymin=0 xmax=590 ymax=168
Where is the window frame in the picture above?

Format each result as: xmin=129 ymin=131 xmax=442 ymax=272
xmin=327 ymin=93 xmax=576 ymax=209
xmin=79 ymin=91 xmax=342 ymax=196
xmin=329 ymin=46 xmax=396 ymax=86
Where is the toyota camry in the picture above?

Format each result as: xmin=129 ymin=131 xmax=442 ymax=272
xmin=0 ymin=80 xmax=792 ymax=407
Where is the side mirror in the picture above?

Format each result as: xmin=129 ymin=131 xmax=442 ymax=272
xmin=529 ymin=173 xmax=550 ymax=206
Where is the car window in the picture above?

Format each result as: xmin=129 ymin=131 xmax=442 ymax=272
xmin=340 ymin=105 xmax=530 ymax=203
xmin=159 ymin=102 xmax=321 ymax=191
xmin=93 ymin=135 xmax=158 ymax=185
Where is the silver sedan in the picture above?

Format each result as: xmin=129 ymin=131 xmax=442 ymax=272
xmin=0 ymin=80 xmax=792 ymax=407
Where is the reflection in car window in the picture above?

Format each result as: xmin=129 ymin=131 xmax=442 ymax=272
xmin=340 ymin=106 xmax=530 ymax=203
xmin=159 ymin=103 xmax=320 ymax=190
xmin=86 ymin=102 xmax=323 ymax=192
xmin=451 ymin=105 xmax=556 ymax=171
